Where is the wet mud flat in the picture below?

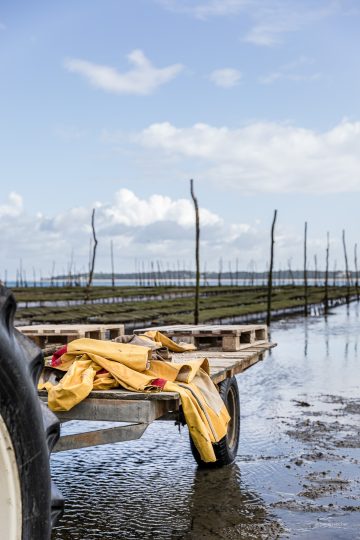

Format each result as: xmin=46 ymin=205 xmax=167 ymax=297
xmin=273 ymin=394 xmax=360 ymax=531
xmin=51 ymin=304 xmax=360 ymax=539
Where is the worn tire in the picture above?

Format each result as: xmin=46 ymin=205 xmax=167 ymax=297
xmin=189 ymin=376 xmax=240 ymax=467
xmin=0 ymin=285 xmax=63 ymax=539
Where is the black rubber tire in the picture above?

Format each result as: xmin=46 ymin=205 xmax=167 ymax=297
xmin=189 ymin=376 xmax=240 ymax=468
xmin=0 ymin=285 xmax=63 ymax=538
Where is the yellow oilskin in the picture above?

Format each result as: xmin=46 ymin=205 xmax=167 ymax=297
xmin=39 ymin=337 xmax=230 ymax=462
xmin=141 ymin=331 xmax=196 ymax=352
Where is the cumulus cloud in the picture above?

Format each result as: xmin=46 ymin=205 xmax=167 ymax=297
xmin=0 ymin=187 xmax=349 ymax=279
xmin=0 ymin=192 xmax=23 ymax=218
xmin=209 ymin=68 xmax=242 ymax=88
xmin=134 ymin=120 xmax=360 ymax=193
xmin=64 ymin=49 xmax=183 ymax=95
xmin=103 ymin=188 xmax=221 ymax=227
xmin=0 ymin=189 xmax=245 ymax=277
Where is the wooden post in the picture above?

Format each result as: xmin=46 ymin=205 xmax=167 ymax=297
xmin=288 ymin=258 xmax=295 ymax=286
xmin=355 ymin=243 xmax=359 ymax=301
xmin=203 ymin=261 xmax=207 ymax=287
xmin=218 ymin=257 xmax=223 ymax=287
xmin=156 ymin=260 xmax=162 ymax=286
xmin=110 ymin=240 xmax=115 ymax=288
xmin=86 ymin=208 xmax=98 ymax=292
xmin=342 ymin=229 xmax=350 ymax=305
xmin=324 ymin=232 xmax=330 ymax=314
xmin=304 ymin=221 xmax=308 ymax=317
xmin=333 ymin=260 xmax=337 ymax=287
xmin=190 ymin=179 xmax=200 ymax=325
xmin=266 ymin=209 xmax=277 ymax=327
xmin=314 ymin=254 xmax=318 ymax=287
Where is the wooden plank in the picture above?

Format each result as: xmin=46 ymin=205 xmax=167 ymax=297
xmin=54 ymin=423 xmax=148 ymax=452
xmin=171 ymin=341 xmax=275 ymax=362
xmin=38 ymin=389 xmax=180 ymax=401
xmin=211 ymin=353 xmax=265 ymax=384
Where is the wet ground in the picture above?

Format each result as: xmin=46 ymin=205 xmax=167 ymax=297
xmin=51 ymin=303 xmax=360 ymax=539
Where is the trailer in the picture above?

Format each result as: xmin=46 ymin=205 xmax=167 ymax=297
xmin=1 ymin=288 xmax=276 ymax=540
xmin=38 ymin=324 xmax=276 ymax=466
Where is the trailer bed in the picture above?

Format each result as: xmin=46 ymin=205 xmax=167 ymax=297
xmin=40 ymin=341 xmax=276 ymax=452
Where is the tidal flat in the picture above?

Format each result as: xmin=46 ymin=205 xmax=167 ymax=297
xmin=50 ymin=302 xmax=360 ymax=539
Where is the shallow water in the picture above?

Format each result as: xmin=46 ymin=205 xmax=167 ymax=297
xmin=51 ymin=303 xmax=360 ymax=539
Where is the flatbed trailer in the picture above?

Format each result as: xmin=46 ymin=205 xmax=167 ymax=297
xmin=39 ymin=340 xmax=276 ymax=457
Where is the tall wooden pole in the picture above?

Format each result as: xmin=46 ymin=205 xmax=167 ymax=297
xmin=355 ymin=243 xmax=359 ymax=301
xmin=342 ymin=229 xmax=350 ymax=305
xmin=86 ymin=208 xmax=98 ymax=292
xmin=324 ymin=232 xmax=330 ymax=314
xmin=288 ymin=258 xmax=295 ymax=286
xmin=218 ymin=257 xmax=223 ymax=287
xmin=304 ymin=221 xmax=308 ymax=317
xmin=190 ymin=179 xmax=200 ymax=325
xmin=110 ymin=239 xmax=115 ymax=288
xmin=314 ymin=254 xmax=318 ymax=287
xmin=266 ymin=209 xmax=277 ymax=327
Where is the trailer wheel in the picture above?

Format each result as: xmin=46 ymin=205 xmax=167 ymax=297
xmin=189 ymin=376 xmax=240 ymax=467
xmin=0 ymin=286 xmax=63 ymax=539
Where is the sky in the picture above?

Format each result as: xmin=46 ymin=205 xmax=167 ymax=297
xmin=1 ymin=0 xmax=360 ymax=279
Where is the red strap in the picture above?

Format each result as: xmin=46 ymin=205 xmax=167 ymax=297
xmin=151 ymin=378 xmax=167 ymax=390
xmin=51 ymin=345 xmax=68 ymax=367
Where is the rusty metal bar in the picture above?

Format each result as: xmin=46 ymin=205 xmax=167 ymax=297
xmin=54 ymin=423 xmax=148 ymax=452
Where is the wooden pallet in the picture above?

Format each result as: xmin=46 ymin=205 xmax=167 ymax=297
xmin=18 ymin=324 xmax=124 ymax=347
xmin=173 ymin=342 xmax=275 ymax=384
xmin=135 ymin=324 xmax=268 ymax=352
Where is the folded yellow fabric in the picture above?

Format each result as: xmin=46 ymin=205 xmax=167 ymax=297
xmin=141 ymin=331 xmax=196 ymax=352
xmin=39 ymin=337 xmax=229 ymax=462
xmin=57 ymin=337 xmax=151 ymax=371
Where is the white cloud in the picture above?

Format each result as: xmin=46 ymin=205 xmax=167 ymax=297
xmin=64 ymin=49 xmax=183 ymax=95
xmin=0 ymin=187 xmax=355 ymax=278
xmin=158 ymin=0 xmax=250 ymax=19
xmin=260 ymin=56 xmax=321 ymax=84
xmin=209 ymin=68 xmax=242 ymax=88
xmin=243 ymin=2 xmax=337 ymax=46
xmin=0 ymin=192 xmax=23 ymax=218
xmin=0 ymin=189 xmax=233 ymax=277
xmin=159 ymin=0 xmax=343 ymax=46
xmin=134 ymin=120 xmax=360 ymax=193
xmin=103 ymin=188 xmax=221 ymax=227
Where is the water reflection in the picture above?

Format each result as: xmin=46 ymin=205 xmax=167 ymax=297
xmin=185 ymin=464 xmax=279 ymax=540
xmin=51 ymin=443 xmax=278 ymax=540
xmin=304 ymin=319 xmax=309 ymax=358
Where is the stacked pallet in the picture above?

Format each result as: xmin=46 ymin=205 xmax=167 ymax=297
xmin=17 ymin=324 xmax=124 ymax=348
xmin=135 ymin=324 xmax=268 ymax=352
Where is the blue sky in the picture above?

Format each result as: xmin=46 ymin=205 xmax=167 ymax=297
xmin=1 ymin=0 xmax=360 ymax=278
